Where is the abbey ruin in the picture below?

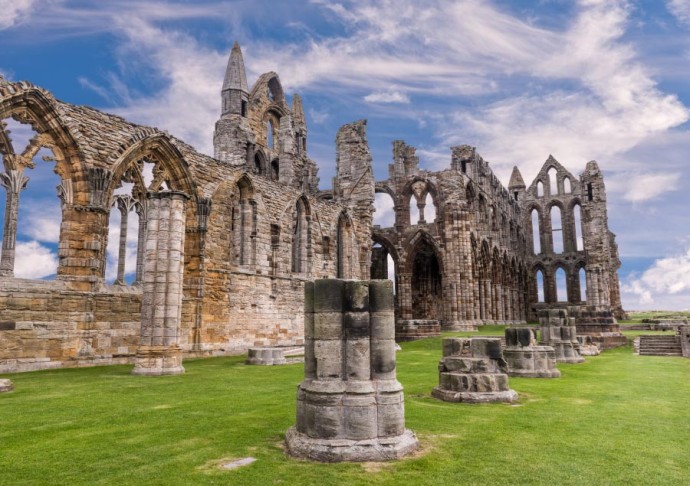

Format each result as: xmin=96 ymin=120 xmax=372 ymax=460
xmin=0 ymin=43 xmax=625 ymax=373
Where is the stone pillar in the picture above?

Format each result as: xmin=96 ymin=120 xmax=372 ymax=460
xmin=285 ymin=279 xmax=418 ymax=462
xmin=538 ymin=309 xmax=584 ymax=364
xmin=503 ymin=328 xmax=560 ymax=378
xmin=432 ymin=337 xmax=518 ymax=403
xmin=0 ymin=169 xmax=29 ymax=276
xmin=132 ymin=191 xmax=189 ymax=376
xmin=679 ymin=326 xmax=690 ymax=358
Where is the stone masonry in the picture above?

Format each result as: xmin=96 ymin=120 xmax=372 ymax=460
xmin=538 ymin=309 xmax=585 ymax=364
xmin=0 ymin=43 xmax=624 ymax=372
xmin=285 ymin=279 xmax=418 ymax=462
xmin=432 ymin=337 xmax=518 ymax=403
xmin=503 ymin=327 xmax=560 ymax=378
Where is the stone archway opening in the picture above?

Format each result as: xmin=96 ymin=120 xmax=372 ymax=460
xmin=411 ymin=240 xmax=442 ymax=320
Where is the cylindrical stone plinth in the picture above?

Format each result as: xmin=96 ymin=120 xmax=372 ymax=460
xmin=286 ymin=279 xmax=418 ymax=462
xmin=132 ymin=191 xmax=188 ymax=376
xmin=503 ymin=328 xmax=560 ymax=378
xmin=0 ymin=379 xmax=14 ymax=393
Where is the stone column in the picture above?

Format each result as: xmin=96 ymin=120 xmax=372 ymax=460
xmin=0 ymin=169 xmax=29 ymax=276
xmin=132 ymin=191 xmax=189 ymax=376
xmin=286 ymin=279 xmax=418 ymax=462
xmin=134 ymin=202 xmax=147 ymax=285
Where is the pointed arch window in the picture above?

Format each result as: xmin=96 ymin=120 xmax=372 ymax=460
xmin=536 ymin=269 xmax=545 ymax=303
xmin=555 ymin=267 xmax=568 ymax=302
xmin=551 ymin=205 xmax=563 ymax=254
xmin=531 ymin=208 xmax=541 ymax=255
xmin=548 ymin=167 xmax=558 ymax=195
xmin=292 ymin=198 xmax=310 ymax=274
xmin=233 ymin=178 xmax=256 ymax=268
xmin=573 ymin=203 xmax=584 ymax=251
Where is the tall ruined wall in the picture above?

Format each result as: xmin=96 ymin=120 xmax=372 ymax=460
xmin=373 ymin=142 xmax=530 ymax=332
xmin=0 ymin=77 xmax=370 ymax=372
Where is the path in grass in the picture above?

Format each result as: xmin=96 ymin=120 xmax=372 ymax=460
xmin=1 ymin=338 xmax=689 ymax=485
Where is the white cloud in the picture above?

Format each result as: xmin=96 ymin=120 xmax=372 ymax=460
xmin=615 ymin=172 xmax=681 ymax=203
xmin=622 ymin=248 xmax=690 ymax=309
xmin=12 ymin=240 xmax=58 ymax=279
xmin=373 ymin=192 xmax=395 ymax=227
xmin=364 ymin=90 xmax=410 ymax=104
xmin=668 ymin=0 xmax=690 ymax=25
xmin=0 ymin=0 xmax=35 ymax=30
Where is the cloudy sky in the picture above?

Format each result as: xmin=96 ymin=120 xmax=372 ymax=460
xmin=1 ymin=0 xmax=689 ymax=310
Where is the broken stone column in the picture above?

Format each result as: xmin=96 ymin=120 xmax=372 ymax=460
xmin=432 ymin=338 xmax=518 ymax=403
xmin=132 ymin=191 xmax=188 ymax=376
xmin=285 ymin=279 xmax=418 ymax=462
xmin=679 ymin=326 xmax=690 ymax=358
xmin=245 ymin=347 xmax=287 ymax=365
xmin=503 ymin=328 xmax=560 ymax=378
xmin=538 ymin=309 xmax=585 ymax=364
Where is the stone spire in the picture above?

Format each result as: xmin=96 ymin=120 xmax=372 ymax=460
xmin=508 ymin=166 xmax=526 ymax=190
xmin=221 ymin=42 xmax=249 ymax=117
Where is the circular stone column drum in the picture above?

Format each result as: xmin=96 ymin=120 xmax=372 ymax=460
xmin=285 ymin=279 xmax=419 ymax=462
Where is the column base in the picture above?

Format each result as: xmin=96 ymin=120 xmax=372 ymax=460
xmin=131 ymin=346 xmax=185 ymax=376
xmin=284 ymin=427 xmax=419 ymax=462
xmin=0 ymin=379 xmax=14 ymax=393
xmin=432 ymin=386 xmax=518 ymax=404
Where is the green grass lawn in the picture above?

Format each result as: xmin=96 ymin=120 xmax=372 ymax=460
xmin=1 ymin=338 xmax=689 ymax=485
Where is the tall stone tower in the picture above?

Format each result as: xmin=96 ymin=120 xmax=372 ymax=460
xmin=579 ymin=160 xmax=623 ymax=316
xmin=333 ymin=120 xmax=375 ymax=278
xmin=214 ymin=42 xmax=255 ymax=166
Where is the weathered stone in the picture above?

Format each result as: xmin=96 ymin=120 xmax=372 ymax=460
xmin=538 ymin=309 xmax=585 ymax=364
xmin=504 ymin=327 xmax=560 ymax=378
xmin=285 ymin=279 xmax=418 ymax=462
xmin=0 ymin=378 xmax=13 ymax=392
xmin=432 ymin=338 xmax=518 ymax=404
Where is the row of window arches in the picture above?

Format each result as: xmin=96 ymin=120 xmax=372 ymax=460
xmin=529 ymin=200 xmax=584 ymax=255
xmin=534 ymin=265 xmax=587 ymax=304
xmin=535 ymin=167 xmax=574 ymax=198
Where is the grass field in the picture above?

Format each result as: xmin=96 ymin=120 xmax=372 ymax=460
xmin=1 ymin=334 xmax=689 ymax=485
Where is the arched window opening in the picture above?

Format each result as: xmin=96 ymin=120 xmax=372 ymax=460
xmin=563 ymin=177 xmax=572 ymax=194
xmin=267 ymin=119 xmax=274 ymax=149
xmin=537 ymin=180 xmax=544 ymax=197
xmin=234 ymin=179 xmax=255 ymax=268
xmin=254 ymin=153 xmax=263 ymax=175
xmin=555 ymin=267 xmax=568 ymax=302
xmin=292 ymin=199 xmax=309 ymax=274
xmin=551 ymin=205 xmax=563 ymax=254
xmin=270 ymin=159 xmax=279 ymax=181
xmin=531 ymin=208 xmax=541 ymax=255
xmin=1 ymin=117 xmax=60 ymax=280
xmin=337 ymin=214 xmax=352 ymax=278
xmin=587 ymin=183 xmax=593 ymax=201
xmin=105 ymin=156 xmax=173 ymax=285
xmin=409 ymin=194 xmax=420 ymax=225
xmin=573 ymin=203 xmax=584 ymax=251
xmin=387 ymin=254 xmax=395 ymax=293
xmin=548 ymin=167 xmax=558 ymax=195
xmin=373 ymin=192 xmax=395 ymax=227
xmin=411 ymin=240 xmax=442 ymax=320
xmin=579 ymin=267 xmax=587 ymax=302
xmin=425 ymin=193 xmax=436 ymax=223
xmin=536 ymin=269 xmax=545 ymax=303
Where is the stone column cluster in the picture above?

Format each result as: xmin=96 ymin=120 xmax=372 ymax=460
xmin=538 ymin=309 xmax=584 ymax=364
xmin=132 ymin=191 xmax=188 ymax=376
xmin=432 ymin=337 xmax=518 ymax=404
xmin=503 ymin=328 xmax=560 ymax=378
xmin=0 ymin=169 xmax=29 ymax=276
xmin=285 ymin=279 xmax=418 ymax=462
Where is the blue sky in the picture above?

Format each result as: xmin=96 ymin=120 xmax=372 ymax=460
xmin=1 ymin=0 xmax=689 ymax=310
